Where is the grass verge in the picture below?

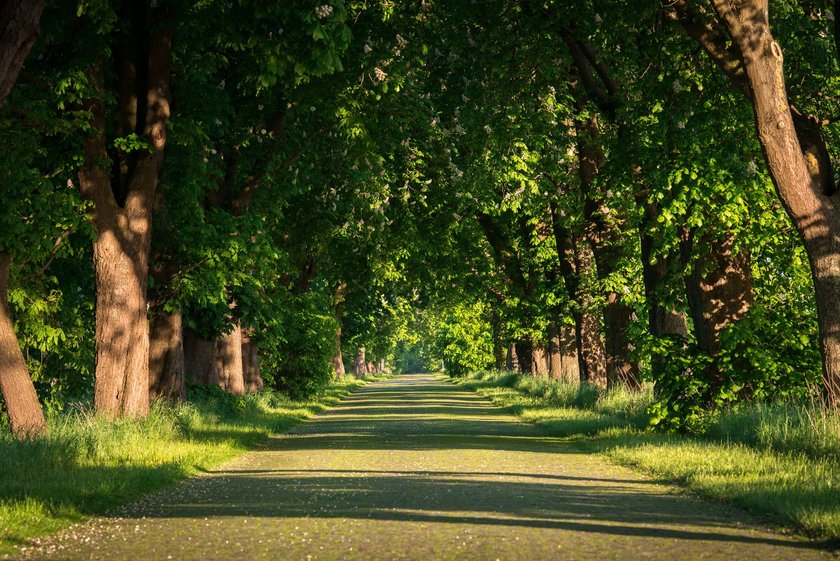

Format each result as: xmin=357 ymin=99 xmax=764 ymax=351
xmin=449 ymin=370 xmax=840 ymax=546
xmin=0 ymin=375 xmax=377 ymax=553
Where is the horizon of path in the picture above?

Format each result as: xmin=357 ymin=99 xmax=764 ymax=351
xmin=13 ymin=373 xmax=836 ymax=561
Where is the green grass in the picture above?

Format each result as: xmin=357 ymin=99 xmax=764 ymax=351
xmin=450 ymin=370 xmax=840 ymax=544
xmin=0 ymin=375 xmax=375 ymax=552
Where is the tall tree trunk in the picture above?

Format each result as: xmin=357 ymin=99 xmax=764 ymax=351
xmin=0 ymin=254 xmax=46 ymax=438
xmin=639 ymin=200 xmax=689 ymax=338
xmin=514 ymin=339 xmax=533 ymax=374
xmin=576 ymin=309 xmax=607 ymax=386
xmin=241 ymin=329 xmax=262 ymax=393
xmin=505 ymin=344 xmax=519 ymax=372
xmin=531 ymin=344 xmax=548 ymax=375
xmin=577 ymin=115 xmax=639 ymax=389
xmin=216 ymin=322 xmax=245 ymax=396
xmin=0 ymin=0 xmax=46 ymax=106
xmin=682 ymin=232 xmax=754 ymax=392
xmin=148 ymin=308 xmax=185 ymax=401
xmin=549 ymin=201 xmax=607 ymax=386
xmin=558 ymin=322 xmax=581 ymax=384
xmin=669 ymin=0 xmax=840 ymax=403
xmin=547 ymin=323 xmax=563 ymax=378
xmin=354 ymin=346 xmax=368 ymax=376
xmin=332 ymin=323 xmax=345 ymax=377
xmin=78 ymin=20 xmax=172 ymax=418
xmin=183 ymin=327 xmax=218 ymax=385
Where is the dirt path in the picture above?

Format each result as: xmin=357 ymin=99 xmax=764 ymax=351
xmin=16 ymin=374 xmax=835 ymax=560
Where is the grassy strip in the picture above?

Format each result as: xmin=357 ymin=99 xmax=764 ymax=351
xmin=0 ymin=376 xmax=377 ymax=553
xmin=450 ymin=370 xmax=840 ymax=544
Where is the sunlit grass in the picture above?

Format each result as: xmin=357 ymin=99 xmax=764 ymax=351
xmin=451 ymin=370 xmax=840 ymax=543
xmin=0 ymin=376 xmax=371 ymax=552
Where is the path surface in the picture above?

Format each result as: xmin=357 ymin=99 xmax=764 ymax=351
xmin=17 ymin=374 xmax=835 ymax=561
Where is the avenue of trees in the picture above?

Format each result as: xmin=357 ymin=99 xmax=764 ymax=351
xmin=0 ymin=0 xmax=837 ymax=436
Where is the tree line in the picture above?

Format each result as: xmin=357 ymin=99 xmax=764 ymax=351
xmin=0 ymin=0 xmax=836 ymax=437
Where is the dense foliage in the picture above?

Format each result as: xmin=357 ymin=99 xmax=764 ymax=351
xmin=0 ymin=0 xmax=837 ymax=435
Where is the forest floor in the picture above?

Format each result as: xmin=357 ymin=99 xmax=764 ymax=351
xmin=9 ymin=373 xmax=837 ymax=561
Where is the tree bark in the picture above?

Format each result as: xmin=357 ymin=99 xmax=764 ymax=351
xmin=354 ymin=346 xmax=368 ymax=376
xmin=505 ymin=344 xmax=519 ymax=372
xmin=78 ymin=18 xmax=172 ymax=418
xmin=514 ymin=339 xmax=533 ymax=374
xmin=148 ymin=308 xmax=185 ymax=401
xmin=577 ymin=308 xmax=607 ymax=387
xmin=241 ymin=329 xmax=263 ymax=393
xmin=559 ymin=322 xmax=581 ymax=384
xmin=682 ymin=232 xmax=754 ymax=391
xmin=332 ymin=323 xmax=345 ymax=377
xmin=0 ymin=254 xmax=47 ymax=437
xmin=549 ymin=322 xmax=581 ymax=384
xmin=216 ymin=322 xmax=245 ymax=396
xmin=0 ymin=0 xmax=45 ymax=106
xmin=548 ymin=324 xmax=563 ymax=377
xmin=183 ymin=327 xmax=218 ymax=385
xmin=531 ymin=344 xmax=548 ymax=375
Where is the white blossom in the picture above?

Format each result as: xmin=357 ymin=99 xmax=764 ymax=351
xmin=374 ymin=67 xmax=387 ymax=82
xmin=315 ymin=4 xmax=333 ymax=19
xmin=746 ymin=160 xmax=758 ymax=175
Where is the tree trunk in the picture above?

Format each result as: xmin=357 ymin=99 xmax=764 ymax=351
xmin=531 ymin=344 xmax=548 ymax=375
xmin=505 ymin=344 xmax=519 ymax=372
xmin=558 ymin=322 xmax=581 ymax=384
xmin=673 ymin=0 xmax=840 ymax=403
xmin=602 ymin=296 xmax=640 ymax=389
xmin=547 ymin=324 xmax=563 ymax=378
xmin=241 ymin=329 xmax=263 ymax=393
xmin=148 ymin=308 xmax=185 ymax=401
xmin=78 ymin=22 xmax=172 ymax=418
xmin=183 ymin=327 xmax=219 ymax=385
xmin=354 ymin=346 xmax=368 ymax=376
xmin=0 ymin=254 xmax=47 ymax=438
xmin=682 ymin=232 xmax=754 ymax=391
xmin=216 ymin=322 xmax=245 ymax=396
xmin=88 ymin=228 xmax=153 ymax=416
xmin=549 ymin=201 xmax=607 ymax=386
xmin=514 ymin=340 xmax=533 ymax=374
xmin=332 ymin=323 xmax=345 ymax=377
xmin=577 ymin=115 xmax=639 ymax=389
xmin=639 ymin=200 xmax=689 ymax=338
xmin=0 ymin=0 xmax=46 ymax=106
xmin=576 ymin=309 xmax=607 ymax=387
xmin=378 ymin=358 xmax=386 ymax=373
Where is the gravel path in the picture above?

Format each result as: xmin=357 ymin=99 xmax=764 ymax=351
xmin=17 ymin=373 xmax=836 ymax=560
